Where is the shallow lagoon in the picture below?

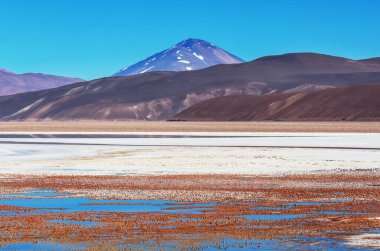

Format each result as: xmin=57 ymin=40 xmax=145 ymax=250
xmin=1 ymin=189 xmax=379 ymax=250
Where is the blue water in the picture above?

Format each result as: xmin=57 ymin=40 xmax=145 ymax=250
xmin=47 ymin=219 xmax=99 ymax=227
xmin=0 ymin=189 xmax=216 ymax=215
xmin=0 ymin=241 xmax=86 ymax=251
xmin=244 ymin=214 xmax=302 ymax=220
xmin=3 ymin=189 xmax=70 ymax=198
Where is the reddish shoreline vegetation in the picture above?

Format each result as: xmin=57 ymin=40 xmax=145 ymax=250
xmin=1 ymin=173 xmax=380 ymax=249
xmin=0 ymin=121 xmax=380 ymax=132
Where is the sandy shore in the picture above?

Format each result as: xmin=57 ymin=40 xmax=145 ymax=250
xmin=1 ymin=133 xmax=380 ymax=175
xmin=0 ymin=121 xmax=380 ymax=132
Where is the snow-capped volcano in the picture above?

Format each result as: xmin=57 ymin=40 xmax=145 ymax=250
xmin=113 ymin=38 xmax=244 ymax=76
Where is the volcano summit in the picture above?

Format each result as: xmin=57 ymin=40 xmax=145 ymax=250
xmin=113 ymin=38 xmax=244 ymax=76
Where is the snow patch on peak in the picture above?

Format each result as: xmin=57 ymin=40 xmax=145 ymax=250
xmin=140 ymin=66 xmax=154 ymax=74
xmin=193 ymin=52 xmax=204 ymax=61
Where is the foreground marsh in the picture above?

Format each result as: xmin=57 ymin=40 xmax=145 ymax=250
xmin=1 ymin=173 xmax=380 ymax=250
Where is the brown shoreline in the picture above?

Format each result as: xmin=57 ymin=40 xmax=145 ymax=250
xmin=1 ymin=172 xmax=380 ymax=202
xmin=0 ymin=121 xmax=380 ymax=133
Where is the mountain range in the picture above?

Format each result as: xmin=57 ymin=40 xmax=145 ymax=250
xmin=0 ymin=50 xmax=380 ymax=121
xmin=113 ymin=38 xmax=244 ymax=76
xmin=0 ymin=69 xmax=83 ymax=96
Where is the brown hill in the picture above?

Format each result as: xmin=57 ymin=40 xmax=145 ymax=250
xmin=0 ymin=53 xmax=379 ymax=121
xmin=172 ymin=84 xmax=380 ymax=121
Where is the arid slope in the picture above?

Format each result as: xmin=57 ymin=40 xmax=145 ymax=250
xmin=173 ymin=84 xmax=380 ymax=121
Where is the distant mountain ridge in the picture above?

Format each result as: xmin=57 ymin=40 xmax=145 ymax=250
xmin=0 ymin=69 xmax=15 ymax=74
xmin=0 ymin=69 xmax=83 ymax=96
xmin=113 ymin=38 xmax=244 ymax=76
xmin=359 ymin=57 xmax=380 ymax=64
xmin=0 ymin=52 xmax=379 ymax=121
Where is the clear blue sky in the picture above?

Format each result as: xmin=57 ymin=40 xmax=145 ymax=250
xmin=0 ymin=0 xmax=379 ymax=80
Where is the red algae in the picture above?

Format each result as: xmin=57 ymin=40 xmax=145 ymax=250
xmin=1 ymin=172 xmax=380 ymax=249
